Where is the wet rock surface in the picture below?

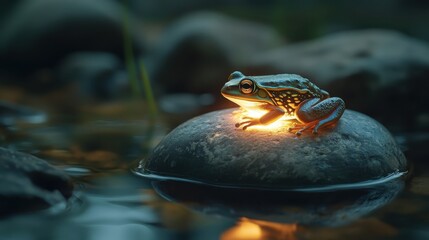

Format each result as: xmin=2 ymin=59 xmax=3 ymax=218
xmin=249 ymin=30 xmax=429 ymax=131
xmin=141 ymin=108 xmax=407 ymax=189
xmin=0 ymin=147 xmax=73 ymax=217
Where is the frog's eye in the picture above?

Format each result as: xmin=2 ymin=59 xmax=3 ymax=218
xmin=239 ymin=79 xmax=254 ymax=94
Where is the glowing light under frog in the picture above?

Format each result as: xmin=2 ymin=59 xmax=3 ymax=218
xmin=230 ymin=98 xmax=295 ymax=131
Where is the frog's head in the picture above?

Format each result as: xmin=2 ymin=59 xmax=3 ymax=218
xmin=221 ymin=71 xmax=273 ymax=108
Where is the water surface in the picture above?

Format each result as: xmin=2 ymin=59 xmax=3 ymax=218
xmin=1 ymin=105 xmax=428 ymax=240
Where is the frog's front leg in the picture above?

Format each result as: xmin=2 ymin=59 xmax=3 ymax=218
xmin=289 ymin=97 xmax=345 ymax=135
xmin=236 ymin=104 xmax=285 ymax=130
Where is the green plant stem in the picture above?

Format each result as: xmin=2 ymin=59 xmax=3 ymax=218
xmin=140 ymin=61 xmax=158 ymax=120
xmin=122 ymin=0 xmax=139 ymax=97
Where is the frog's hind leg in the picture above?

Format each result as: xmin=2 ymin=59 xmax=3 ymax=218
xmin=293 ymin=97 xmax=345 ymax=135
xmin=312 ymin=103 xmax=345 ymax=133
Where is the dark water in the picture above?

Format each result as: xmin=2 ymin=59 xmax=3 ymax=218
xmin=1 ymin=105 xmax=429 ymax=240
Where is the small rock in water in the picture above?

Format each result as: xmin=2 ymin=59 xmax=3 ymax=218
xmin=0 ymin=147 xmax=73 ymax=217
xmin=139 ymin=108 xmax=407 ymax=189
xmin=57 ymin=52 xmax=128 ymax=100
xmin=0 ymin=101 xmax=47 ymax=126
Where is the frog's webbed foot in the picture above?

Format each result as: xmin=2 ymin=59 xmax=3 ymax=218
xmin=288 ymin=121 xmax=318 ymax=136
xmin=235 ymin=118 xmax=259 ymax=130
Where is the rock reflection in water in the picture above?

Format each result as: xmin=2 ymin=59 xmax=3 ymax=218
xmin=221 ymin=218 xmax=297 ymax=240
xmin=151 ymin=178 xmax=404 ymax=227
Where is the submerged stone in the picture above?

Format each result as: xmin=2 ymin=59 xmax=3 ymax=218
xmin=139 ymin=108 xmax=407 ymax=189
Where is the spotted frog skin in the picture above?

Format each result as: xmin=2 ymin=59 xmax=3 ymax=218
xmin=221 ymin=71 xmax=345 ymax=135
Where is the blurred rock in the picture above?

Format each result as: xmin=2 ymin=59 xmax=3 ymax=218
xmin=159 ymin=93 xmax=214 ymax=114
xmin=0 ymin=147 xmax=73 ymax=217
xmin=57 ymin=52 xmax=128 ymax=100
xmin=396 ymin=132 xmax=429 ymax=163
xmin=148 ymin=12 xmax=283 ymax=96
xmin=129 ymin=0 xmax=236 ymax=19
xmin=0 ymin=101 xmax=47 ymax=126
xmin=249 ymin=30 xmax=429 ymax=131
xmin=139 ymin=108 xmax=407 ymax=189
xmin=158 ymin=93 xmax=216 ymax=128
xmin=0 ymin=0 xmax=21 ymax=22
xmin=0 ymin=0 xmax=144 ymax=73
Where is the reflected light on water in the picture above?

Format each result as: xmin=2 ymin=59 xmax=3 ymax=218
xmin=221 ymin=219 xmax=262 ymax=240
xmin=221 ymin=217 xmax=297 ymax=240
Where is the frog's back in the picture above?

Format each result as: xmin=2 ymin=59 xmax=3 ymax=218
xmin=250 ymin=73 xmax=322 ymax=94
xmin=244 ymin=73 xmax=329 ymax=115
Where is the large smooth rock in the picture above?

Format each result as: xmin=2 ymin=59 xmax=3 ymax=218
xmin=0 ymin=147 xmax=73 ymax=217
xmin=248 ymin=30 xmax=429 ymax=131
xmin=140 ymin=108 xmax=407 ymax=189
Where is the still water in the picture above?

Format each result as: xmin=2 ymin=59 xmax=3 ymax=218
xmin=1 ymin=103 xmax=428 ymax=240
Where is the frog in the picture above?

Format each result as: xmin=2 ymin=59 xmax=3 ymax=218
xmin=221 ymin=71 xmax=345 ymax=135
